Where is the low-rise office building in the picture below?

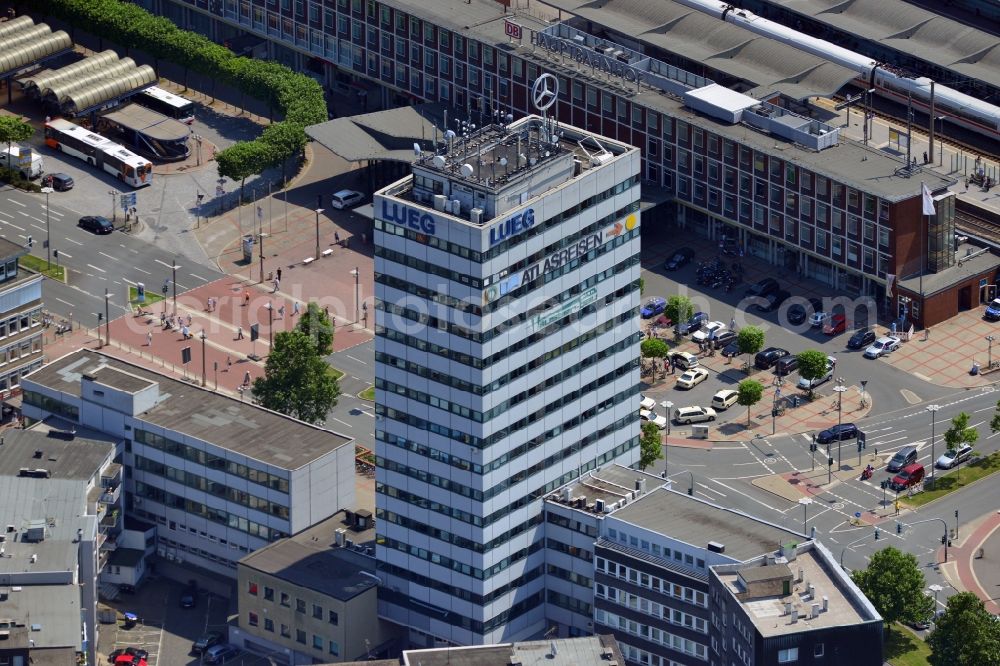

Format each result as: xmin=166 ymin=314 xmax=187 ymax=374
xmin=0 ymin=427 xmax=119 ymax=666
xmin=397 ymin=635 xmax=625 ymax=666
xmin=235 ymin=510 xmax=402 ymax=664
xmin=0 ymin=237 xmax=44 ymax=420
xmin=21 ymin=349 xmax=356 ymax=579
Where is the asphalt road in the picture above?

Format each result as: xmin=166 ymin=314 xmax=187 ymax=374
xmin=1 ymin=185 xmax=221 ymax=323
xmin=325 ymin=340 xmax=376 ymax=452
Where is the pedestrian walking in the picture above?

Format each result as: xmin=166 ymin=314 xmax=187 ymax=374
xmin=225 ymin=355 xmax=232 ymax=371
xmin=924 ymin=327 xmax=930 ymax=341
xmin=276 ymin=268 xmax=282 ymax=282
xmin=272 ymin=277 xmax=279 ymax=293
xmin=335 ymin=231 xmax=341 ymax=246
xmin=292 ymin=301 xmax=300 ymax=317
xmin=243 ymin=290 xmax=251 ymax=306
xmin=277 ymin=305 xmax=285 ymax=320
xmin=324 ymin=305 xmax=330 ymax=320
xmin=146 ymin=331 xmax=152 ymax=347
xmin=236 ymin=326 xmax=245 ymax=340
xmin=730 ymin=316 xmax=736 ymax=331
xmin=965 ymin=178 xmax=970 ymax=192
xmin=186 ymin=314 xmax=193 ymax=327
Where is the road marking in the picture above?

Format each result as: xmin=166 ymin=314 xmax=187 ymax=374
xmin=87 ymin=264 xmax=106 ymax=274
xmin=0 ymin=211 xmax=11 ymax=218
xmin=359 ymin=410 xmax=375 ymax=418
xmin=58 ymin=251 xmax=72 ymax=258
xmin=6 ymin=199 xmax=25 ymax=207
xmin=29 ymin=216 xmax=45 ymax=225
xmin=708 ymin=479 xmax=779 ymax=512
xmin=48 ymin=209 xmax=63 ymax=218
xmin=16 ymin=211 xmax=27 ymax=217
xmin=154 ymin=259 xmax=179 ymax=270
xmin=55 ymin=297 xmax=75 ymax=307
xmin=696 ymin=482 xmax=724 ymax=497
xmin=29 ymin=223 xmax=44 ymax=232
xmin=330 ymin=417 xmax=352 ymax=428
xmin=99 ymin=251 xmax=118 ymax=261
xmin=133 ymin=266 xmax=151 ymax=275
xmin=188 ymin=273 xmax=209 ymax=283
xmin=65 ymin=237 xmax=82 ymax=245
xmin=346 ymin=354 xmax=368 ymax=365
xmin=3 ymin=222 xmax=25 ymax=231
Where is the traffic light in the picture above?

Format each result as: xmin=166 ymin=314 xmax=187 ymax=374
xmin=874 ymin=527 xmax=880 ymax=540
xmin=896 ymin=522 xmax=902 ymax=534
xmin=53 ymin=249 xmax=59 ymax=259
xmin=26 ymin=236 xmax=32 ymax=248
xmin=137 ymin=283 xmax=145 ymax=300
xmin=828 ymin=457 xmax=834 ymax=466
xmin=880 ymin=480 xmax=889 ymax=490
xmin=941 ymin=535 xmax=947 ymax=545
xmin=857 ymin=441 xmax=863 ymax=452
xmin=809 ymin=443 xmax=817 ymax=452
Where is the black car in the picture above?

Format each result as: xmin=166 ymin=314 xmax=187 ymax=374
xmin=753 ymin=289 xmax=790 ymax=313
xmin=774 ymin=355 xmax=799 ymax=376
xmin=712 ymin=329 xmax=738 ymax=349
xmin=786 ymin=303 xmax=808 ymax=325
xmin=847 ymin=329 xmax=877 ymax=350
xmin=180 ymin=583 xmax=198 ymax=609
xmin=78 ymin=215 xmax=114 ymax=234
xmin=755 ymin=347 xmax=790 ymax=370
xmin=721 ymin=340 xmax=741 ymax=358
xmin=745 ymin=277 xmax=780 ymax=298
xmin=43 ymin=172 xmax=74 ymax=191
xmin=663 ymin=247 xmax=694 ymax=271
xmin=816 ymin=423 xmax=858 ymax=444
xmin=676 ymin=311 xmax=709 ymax=335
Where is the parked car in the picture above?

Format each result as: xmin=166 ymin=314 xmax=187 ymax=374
xmin=676 ymin=367 xmax=710 ymax=389
xmin=986 ymin=298 xmax=1000 ymax=321
xmin=887 ymin=446 xmax=918 ymax=472
xmin=640 ymin=409 xmax=668 ymax=429
xmin=721 ymin=340 xmax=742 ymax=357
xmin=330 ymin=189 xmax=365 ymax=209
xmin=641 ymin=297 xmax=667 ymax=318
xmin=663 ymin=247 xmax=694 ymax=271
xmin=774 ymin=356 xmax=799 ymax=376
xmin=711 ymin=389 xmax=739 ymax=410
xmin=669 ymin=351 xmax=700 ymax=370
xmin=43 ymin=172 xmax=74 ymax=191
xmin=823 ymin=314 xmax=848 ymax=335
xmin=745 ymin=277 xmax=780 ymax=298
xmin=110 ymin=648 xmax=149 ymax=662
xmin=935 ymin=444 xmax=974 ymax=469
xmin=673 ymin=406 xmax=717 ymax=424
xmin=809 ymin=311 xmax=829 ymax=327
xmin=753 ymin=289 xmax=790 ymax=313
xmin=816 ymin=423 xmax=858 ymax=444
xmin=755 ymin=347 xmax=789 ymax=370
xmin=712 ymin=330 xmax=738 ymax=349
xmin=692 ymin=321 xmax=726 ymax=344
xmin=78 ymin=215 xmax=114 ymax=234
xmin=203 ymin=644 xmax=240 ymax=665
xmin=847 ymin=329 xmax=877 ymax=350
xmin=640 ymin=394 xmax=656 ymax=411
xmin=113 ymin=655 xmax=146 ymax=666
xmin=192 ymin=631 xmax=224 ymax=655
xmin=864 ymin=335 xmax=901 ymax=359
xmin=796 ymin=356 xmax=837 ymax=390
xmin=786 ymin=303 xmax=808 ymax=325
xmin=676 ymin=311 xmax=709 ymax=335
xmin=179 ymin=584 xmax=197 ymax=609
xmin=890 ymin=463 xmax=925 ymax=491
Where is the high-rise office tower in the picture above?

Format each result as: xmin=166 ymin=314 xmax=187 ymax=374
xmin=373 ymin=98 xmax=642 ymax=646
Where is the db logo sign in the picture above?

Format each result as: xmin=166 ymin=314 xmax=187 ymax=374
xmin=504 ymin=20 xmax=522 ymax=40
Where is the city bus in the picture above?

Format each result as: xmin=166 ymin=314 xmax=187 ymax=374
xmin=135 ymin=86 xmax=196 ymax=124
xmin=43 ymin=119 xmax=152 ymax=188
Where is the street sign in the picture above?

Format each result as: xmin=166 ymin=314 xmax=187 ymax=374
xmin=119 ymin=192 xmax=136 ymax=211
xmin=181 ymin=346 xmax=191 ymax=364
xmin=858 ymin=431 xmax=866 ymax=448
xmin=504 ymin=19 xmax=522 ymax=40
xmin=137 ymin=283 xmax=145 ymax=301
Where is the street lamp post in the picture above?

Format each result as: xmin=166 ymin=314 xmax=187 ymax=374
xmin=834 ymin=378 xmax=847 ymax=469
xmin=772 ymin=375 xmax=783 ymax=435
xmin=171 ymin=260 xmax=180 ymax=316
xmin=200 ymin=330 xmax=207 ymax=387
xmin=987 ymin=335 xmax=995 ymax=370
xmin=96 ymin=312 xmax=104 ymax=348
xmin=314 ymin=205 xmax=324 ymax=260
xmin=41 ymin=186 xmax=53 ymax=268
xmin=109 ymin=189 xmax=118 ymax=223
xmin=798 ymin=497 xmax=813 ymax=535
xmin=927 ymin=404 xmax=940 ymax=481
xmin=350 ymin=267 xmax=360 ymax=323
xmin=104 ymin=288 xmax=110 ymax=347
xmin=661 ymin=400 xmax=673 ymax=479
xmin=936 ymin=116 xmax=945 ymax=165
xmin=928 ymin=584 xmax=943 ymax=612
xmin=265 ymin=301 xmax=274 ymax=351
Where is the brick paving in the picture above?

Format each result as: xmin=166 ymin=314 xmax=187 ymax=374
xmin=941 ymin=510 xmax=1000 ymax=614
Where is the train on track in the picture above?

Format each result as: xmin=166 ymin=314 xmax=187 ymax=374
xmin=674 ymin=0 xmax=1000 ymax=140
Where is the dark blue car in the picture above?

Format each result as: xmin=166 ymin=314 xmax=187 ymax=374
xmin=816 ymin=423 xmax=858 ymax=444
xmin=986 ymin=298 xmax=1000 ymax=321
xmin=676 ymin=312 xmax=709 ymax=335
xmin=641 ymin=297 xmax=667 ymax=318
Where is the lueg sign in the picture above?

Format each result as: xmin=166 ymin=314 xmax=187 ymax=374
xmin=381 ymin=199 xmax=437 ymax=235
xmin=488 ymin=208 xmax=535 ymax=246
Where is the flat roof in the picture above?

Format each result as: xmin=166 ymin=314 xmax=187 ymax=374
xmin=762 ymin=0 xmax=1000 ymax=90
xmin=0 ymin=584 xmax=82 ymax=649
xmin=897 ymin=243 xmax=1000 ymax=296
xmin=547 ymin=464 xmax=666 ymax=509
xmin=611 ymin=487 xmax=802 ymax=561
xmin=307 ymin=104 xmax=445 ymax=163
xmin=101 ymin=104 xmax=190 ymax=142
xmin=24 ymin=350 xmax=354 ymax=470
xmin=685 ymin=84 xmax=760 ymax=114
xmin=240 ymin=511 xmax=377 ymax=602
xmin=401 ymin=635 xmax=624 ymax=666
xmin=0 ymin=429 xmax=112 ymax=480
xmin=714 ymin=542 xmax=881 ymax=637
xmin=0 ymin=237 xmax=27 ymax=261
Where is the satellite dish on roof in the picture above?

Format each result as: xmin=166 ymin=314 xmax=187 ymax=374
xmin=432 ymin=155 xmax=447 ymax=168
xmin=460 ymin=163 xmax=475 ymax=178
xmin=413 ymin=143 xmax=422 ymax=156
xmin=506 ymin=114 xmax=514 ymax=123
xmin=499 ymin=157 xmax=508 ymax=166
xmin=444 ymin=129 xmax=456 ymax=140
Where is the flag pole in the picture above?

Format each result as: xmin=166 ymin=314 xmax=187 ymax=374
xmin=920 ymin=181 xmax=925 ymax=301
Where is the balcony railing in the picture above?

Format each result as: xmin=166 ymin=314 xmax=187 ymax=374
xmin=98 ymin=485 xmax=121 ymax=505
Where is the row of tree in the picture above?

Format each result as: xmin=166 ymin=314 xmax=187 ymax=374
xmin=37 ymin=0 xmax=326 ymax=186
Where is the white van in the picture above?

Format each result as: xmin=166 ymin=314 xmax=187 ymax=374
xmin=2 ymin=145 xmax=44 ymax=179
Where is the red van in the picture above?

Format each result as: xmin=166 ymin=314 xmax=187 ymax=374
xmin=890 ymin=463 xmax=925 ymax=491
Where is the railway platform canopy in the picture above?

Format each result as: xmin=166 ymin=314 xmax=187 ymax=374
xmin=746 ymin=0 xmax=1000 ymax=91
xmin=536 ymin=0 xmax=857 ymax=100
xmin=99 ymin=104 xmax=190 ymax=162
xmin=0 ymin=17 xmax=72 ymax=102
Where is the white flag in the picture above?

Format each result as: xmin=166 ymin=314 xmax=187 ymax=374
xmin=921 ymin=183 xmax=936 ymax=216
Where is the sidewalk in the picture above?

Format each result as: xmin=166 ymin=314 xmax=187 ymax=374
xmin=939 ymin=510 xmax=1000 ymax=614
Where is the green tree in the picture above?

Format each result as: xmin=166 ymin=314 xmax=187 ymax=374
xmin=796 ymin=349 xmax=829 ymax=398
xmin=0 ymin=116 xmax=33 ymax=157
xmin=665 ymin=295 xmax=694 ymax=327
xmin=216 ymin=141 xmax=275 ymax=197
xmin=639 ymin=422 xmax=663 ymax=471
xmin=737 ymin=379 xmax=763 ymax=427
xmin=737 ymin=325 xmax=765 ymax=374
xmin=943 ymin=411 xmax=979 ymax=482
xmin=640 ymin=337 xmax=670 ymax=360
xmin=252 ymin=330 xmax=340 ymax=423
xmin=850 ymin=547 xmax=934 ymax=625
xmin=295 ymin=302 xmax=334 ymax=356
xmin=259 ymin=122 xmax=308 ymax=182
xmin=928 ymin=591 xmax=1000 ymax=666
xmin=990 ymin=398 xmax=1000 ymax=435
